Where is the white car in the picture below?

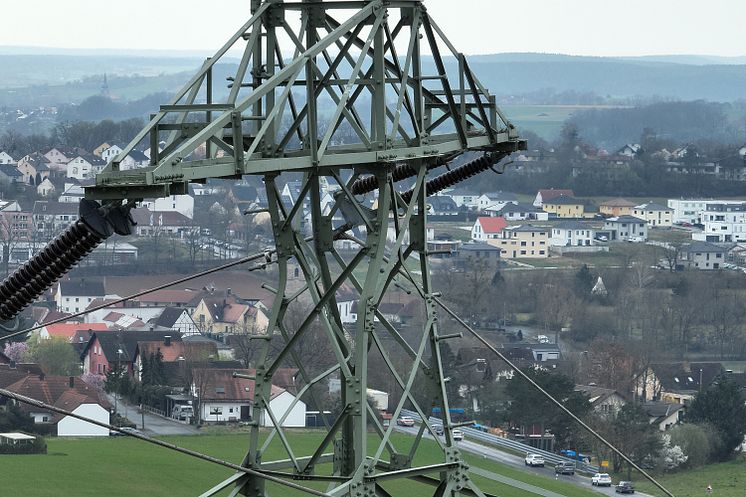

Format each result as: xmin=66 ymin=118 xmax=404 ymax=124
xmin=396 ymin=416 xmax=415 ymax=427
xmin=525 ymin=454 xmax=545 ymax=467
xmin=537 ymin=335 xmax=550 ymax=344
xmin=592 ymin=473 xmax=612 ymax=487
xmin=451 ymin=429 xmax=464 ymax=441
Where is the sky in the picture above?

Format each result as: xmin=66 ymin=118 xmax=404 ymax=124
xmin=1 ymin=0 xmax=744 ymax=57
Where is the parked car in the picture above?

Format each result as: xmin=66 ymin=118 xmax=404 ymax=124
xmin=591 ymin=473 xmax=612 ymax=486
xmin=432 ymin=424 xmax=444 ymax=436
xmin=451 ymin=429 xmax=464 ymax=441
xmin=524 ymin=454 xmax=545 ymax=467
xmin=554 ymin=462 xmax=575 ymax=475
xmin=396 ymin=416 xmax=415 ymax=427
xmin=615 ymin=481 xmax=635 ymax=494
xmin=627 ymin=236 xmax=645 ymax=243
xmin=537 ymin=334 xmax=550 ymax=344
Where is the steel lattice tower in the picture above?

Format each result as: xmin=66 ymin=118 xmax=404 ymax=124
xmin=82 ymin=1 xmax=525 ymax=495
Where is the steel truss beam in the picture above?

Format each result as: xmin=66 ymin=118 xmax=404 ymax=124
xmin=86 ymin=0 xmax=520 ymax=200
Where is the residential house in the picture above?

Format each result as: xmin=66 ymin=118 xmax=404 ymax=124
xmin=575 ymin=384 xmax=626 ymax=418
xmin=680 ymin=241 xmax=729 ymax=270
xmin=151 ymin=307 xmax=201 ymax=336
xmin=130 ymin=208 xmax=193 ymax=237
xmin=192 ymin=293 xmax=268 ymax=335
xmin=456 ymin=242 xmax=501 ymax=269
xmin=118 ymin=149 xmax=149 ymax=170
xmin=58 ymin=182 xmax=86 ymax=203
xmin=488 ymin=224 xmax=550 ymax=259
xmin=0 ymin=202 xmax=32 ymax=241
xmin=100 ymin=144 xmax=124 ymax=163
xmin=54 ymin=278 xmax=107 ymax=313
xmin=140 ymin=194 xmax=195 ymax=220
xmin=494 ymin=202 xmax=548 ymax=221
xmin=632 ymin=202 xmax=673 ymax=227
xmin=551 ymin=221 xmax=594 ymax=247
xmin=447 ymin=188 xmax=481 ymax=209
xmin=193 ymin=368 xmax=306 ymax=426
xmin=641 ymin=401 xmax=685 ymax=431
xmin=134 ymin=289 xmax=202 ymax=309
xmin=666 ymin=199 xmax=729 ymax=225
xmin=0 ymin=164 xmax=23 ymax=186
xmin=427 ymin=195 xmax=459 ymax=216
xmin=17 ymin=153 xmax=51 ymax=185
xmin=66 ymin=154 xmax=106 ymax=180
xmin=44 ymin=146 xmax=81 ymax=172
xmin=599 ymin=198 xmax=637 ymax=217
xmin=92 ymin=142 xmax=111 ymax=157
xmin=603 ymin=216 xmax=648 ymax=242
xmin=36 ymin=178 xmax=55 ymax=197
xmin=542 ymin=195 xmax=585 ymax=218
xmin=477 ymin=191 xmax=518 ymax=212
xmin=0 ymin=151 xmax=16 ymax=164
xmin=1 ymin=374 xmax=110 ymax=436
xmin=81 ymin=330 xmax=183 ymax=377
xmin=693 ymin=202 xmax=746 ymax=243
xmin=616 ymin=144 xmax=642 ymax=157
xmin=634 ymin=362 xmax=723 ymax=404
xmin=33 ymin=201 xmax=79 ymax=237
xmin=133 ymin=338 xmax=218 ymax=384
xmin=470 ymin=216 xmax=507 ymax=241
xmin=502 ymin=343 xmax=561 ymax=363
xmin=533 ymin=188 xmax=574 ymax=207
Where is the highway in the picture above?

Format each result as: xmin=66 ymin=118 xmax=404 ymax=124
xmin=395 ymin=425 xmax=653 ymax=497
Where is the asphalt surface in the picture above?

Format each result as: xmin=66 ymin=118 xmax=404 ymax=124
xmin=395 ymin=425 xmax=653 ymax=497
xmin=109 ymin=395 xmax=198 ymax=435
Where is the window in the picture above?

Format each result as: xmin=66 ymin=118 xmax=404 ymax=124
xmin=210 ymin=407 xmax=223 ymax=415
xmin=229 ymin=408 xmax=234 ymax=413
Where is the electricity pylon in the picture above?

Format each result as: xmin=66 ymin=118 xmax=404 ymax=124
xmin=84 ymin=1 xmax=526 ymax=495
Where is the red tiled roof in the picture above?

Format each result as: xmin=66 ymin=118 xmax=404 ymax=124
xmin=137 ymin=341 xmax=217 ymax=363
xmin=197 ymin=368 xmax=285 ymax=402
xmin=476 ymin=216 xmax=507 ymax=233
xmin=136 ymin=289 xmax=199 ymax=304
xmin=4 ymin=375 xmax=110 ymax=421
xmin=42 ymin=323 xmax=108 ymax=341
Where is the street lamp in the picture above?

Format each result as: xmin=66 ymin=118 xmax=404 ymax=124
xmin=115 ymin=348 xmax=123 ymax=417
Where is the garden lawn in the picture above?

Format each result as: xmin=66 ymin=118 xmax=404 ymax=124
xmin=636 ymin=456 xmax=746 ymax=497
xmin=2 ymin=431 xmax=599 ymax=497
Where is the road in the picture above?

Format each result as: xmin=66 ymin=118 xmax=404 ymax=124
xmin=395 ymin=425 xmax=652 ymax=497
xmin=109 ymin=395 xmax=198 ymax=436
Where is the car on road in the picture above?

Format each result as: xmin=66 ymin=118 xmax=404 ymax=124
xmin=554 ymin=461 xmax=575 ymax=475
xmin=432 ymin=424 xmax=444 ymax=436
xmin=615 ymin=481 xmax=635 ymax=494
xmin=524 ymin=454 xmax=545 ymax=467
xmin=627 ymin=236 xmax=645 ymax=243
xmin=591 ymin=473 xmax=612 ymax=487
xmin=451 ymin=429 xmax=464 ymax=441
xmin=396 ymin=416 xmax=415 ymax=427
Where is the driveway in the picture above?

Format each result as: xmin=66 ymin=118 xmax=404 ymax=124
xmin=109 ymin=395 xmax=198 ymax=436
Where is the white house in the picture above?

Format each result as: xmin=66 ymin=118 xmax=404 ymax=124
xmin=119 ymin=150 xmax=149 ymax=170
xmin=470 ymin=216 xmax=507 ymax=241
xmin=140 ymin=194 xmax=195 ymax=219
xmin=101 ymin=144 xmax=124 ymax=163
xmin=692 ymin=202 xmax=746 ymax=243
xmin=603 ymin=215 xmax=648 ymax=242
xmin=0 ymin=151 xmax=16 ymax=164
xmin=550 ymin=220 xmax=594 ymax=247
xmin=446 ymin=189 xmax=481 ymax=209
xmin=36 ymin=178 xmax=56 ymax=197
xmin=58 ymin=183 xmax=86 ymax=203
xmin=477 ymin=191 xmax=518 ymax=212
xmin=195 ymin=369 xmax=306 ymax=427
xmin=58 ymin=403 xmax=111 ymax=437
xmin=54 ymin=278 xmax=107 ymax=313
xmin=67 ymin=154 xmax=106 ymax=180
xmin=492 ymin=202 xmax=548 ymax=221
xmin=152 ymin=307 xmax=201 ymax=336
xmin=633 ymin=202 xmax=673 ymax=227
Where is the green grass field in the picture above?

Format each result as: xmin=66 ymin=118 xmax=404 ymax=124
xmin=500 ymin=105 xmax=630 ymax=141
xmin=1 ymin=431 xmax=601 ymax=497
xmin=637 ymin=456 xmax=746 ymax=497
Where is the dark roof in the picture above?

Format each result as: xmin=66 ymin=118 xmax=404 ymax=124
xmin=649 ymin=362 xmax=723 ymax=392
xmin=600 ymin=197 xmax=637 ymax=207
xmin=507 ymin=224 xmax=549 ymax=233
xmin=682 ymin=241 xmax=730 ymax=254
xmin=130 ymin=208 xmax=192 ymax=227
xmin=634 ymin=202 xmax=671 ymax=211
xmin=3 ymin=374 xmax=110 ymax=421
xmin=459 ymin=242 xmax=500 ymax=252
xmin=0 ymin=164 xmax=22 ymax=177
xmin=231 ymin=185 xmax=259 ymax=203
xmin=75 ymin=153 xmax=106 ymax=166
xmin=483 ymin=191 xmax=518 ymax=202
xmin=58 ymin=278 xmax=105 ymax=297
xmin=605 ymin=215 xmax=646 ymax=224
xmin=85 ymin=330 xmax=184 ymax=363
xmin=499 ymin=202 xmax=540 ymax=214
xmin=575 ymin=385 xmax=623 ymax=405
xmin=195 ymin=368 xmax=285 ymax=402
xmin=33 ymin=201 xmax=79 ymax=216
xmin=553 ymin=220 xmax=593 ymax=230
xmin=428 ymin=196 xmax=458 ymax=210
xmin=126 ymin=150 xmax=149 ymax=162
xmin=154 ymin=307 xmax=190 ymax=328
xmin=544 ymin=195 xmax=582 ymax=205
xmin=641 ymin=401 xmax=684 ymax=419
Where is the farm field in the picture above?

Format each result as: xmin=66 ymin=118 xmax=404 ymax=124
xmin=500 ymin=104 xmax=630 ymax=141
xmin=2 ymin=431 xmax=602 ymax=497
